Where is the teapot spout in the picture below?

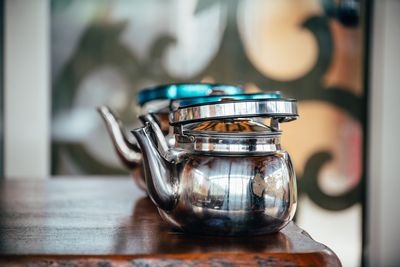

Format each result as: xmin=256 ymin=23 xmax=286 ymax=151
xmin=132 ymin=122 xmax=178 ymax=211
xmin=97 ymin=106 xmax=141 ymax=169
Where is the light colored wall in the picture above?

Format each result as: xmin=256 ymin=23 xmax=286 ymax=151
xmin=4 ymin=0 xmax=50 ymax=179
xmin=368 ymin=0 xmax=400 ymax=266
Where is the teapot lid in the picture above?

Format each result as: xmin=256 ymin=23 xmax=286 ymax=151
xmin=137 ymin=83 xmax=244 ymax=106
xmin=170 ymin=91 xmax=282 ymax=110
xmin=175 ymin=120 xmax=282 ymax=154
xmin=170 ymin=97 xmax=298 ymax=126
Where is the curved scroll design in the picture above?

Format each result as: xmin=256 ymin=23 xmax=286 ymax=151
xmin=300 ymin=151 xmax=362 ymax=211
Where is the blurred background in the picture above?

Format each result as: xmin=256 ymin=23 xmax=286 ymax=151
xmin=51 ymin=1 xmax=366 ymax=265
xmin=2 ymin=0 xmax=400 ymax=266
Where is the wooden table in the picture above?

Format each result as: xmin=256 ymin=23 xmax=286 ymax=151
xmin=0 ymin=177 xmax=341 ymax=266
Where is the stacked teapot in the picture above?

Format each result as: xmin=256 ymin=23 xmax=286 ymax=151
xmin=98 ymin=83 xmax=246 ymax=190
xmin=99 ymin=83 xmax=298 ymax=236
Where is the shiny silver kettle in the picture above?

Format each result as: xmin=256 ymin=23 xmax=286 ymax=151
xmin=132 ymin=98 xmax=299 ymax=236
xmin=97 ymin=83 xmax=244 ymax=191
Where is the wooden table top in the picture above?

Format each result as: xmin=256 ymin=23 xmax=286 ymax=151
xmin=0 ymin=177 xmax=341 ymax=266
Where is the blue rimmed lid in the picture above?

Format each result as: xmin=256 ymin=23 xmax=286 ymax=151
xmin=137 ymin=83 xmax=244 ymax=106
xmin=171 ymin=92 xmax=282 ymax=110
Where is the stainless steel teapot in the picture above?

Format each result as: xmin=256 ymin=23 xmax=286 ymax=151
xmin=98 ymin=83 xmax=282 ymax=192
xmin=98 ymin=83 xmax=244 ymax=191
xmin=132 ymin=98 xmax=298 ymax=236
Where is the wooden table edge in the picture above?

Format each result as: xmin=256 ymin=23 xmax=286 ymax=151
xmin=0 ymin=250 xmax=342 ymax=267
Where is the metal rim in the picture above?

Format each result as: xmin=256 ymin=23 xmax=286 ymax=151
xmin=169 ymin=91 xmax=282 ymax=111
xmin=170 ymin=98 xmax=298 ymax=125
xmin=175 ymin=134 xmax=282 ymax=154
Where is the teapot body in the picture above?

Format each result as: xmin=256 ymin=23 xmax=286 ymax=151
xmin=158 ymin=150 xmax=297 ymax=236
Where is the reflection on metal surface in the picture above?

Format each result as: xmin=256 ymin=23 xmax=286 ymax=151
xmin=133 ymin=116 xmax=297 ymax=235
xmin=167 ymin=154 xmax=295 ymax=236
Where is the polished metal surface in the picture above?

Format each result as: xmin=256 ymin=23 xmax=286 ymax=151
xmin=160 ymin=152 xmax=297 ymax=236
xmin=171 ymin=98 xmax=298 ymax=125
xmin=132 ymin=119 xmax=298 ymax=236
xmin=103 ymin=86 xmax=299 ymax=235
xmin=139 ymin=114 xmax=173 ymax=161
xmin=132 ymin=124 xmax=179 ymax=211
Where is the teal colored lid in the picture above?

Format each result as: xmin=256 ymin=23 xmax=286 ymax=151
xmin=171 ymin=92 xmax=282 ymax=109
xmin=137 ymin=83 xmax=244 ymax=106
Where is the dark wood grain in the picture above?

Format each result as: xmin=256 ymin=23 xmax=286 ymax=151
xmin=0 ymin=177 xmax=341 ymax=266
